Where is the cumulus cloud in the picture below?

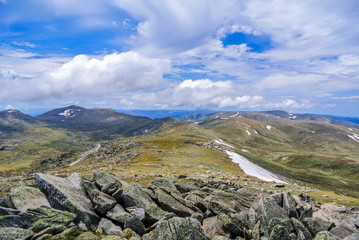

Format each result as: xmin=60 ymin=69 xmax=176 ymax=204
xmin=118 ymin=78 xmax=312 ymax=110
xmin=0 ymin=51 xmax=171 ymax=101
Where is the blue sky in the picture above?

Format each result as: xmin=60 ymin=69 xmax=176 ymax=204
xmin=0 ymin=0 xmax=359 ymax=116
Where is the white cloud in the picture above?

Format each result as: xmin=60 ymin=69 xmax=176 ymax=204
xmin=331 ymin=96 xmax=359 ymax=100
xmin=11 ymin=41 xmax=36 ymax=48
xmin=0 ymin=51 xmax=171 ymax=101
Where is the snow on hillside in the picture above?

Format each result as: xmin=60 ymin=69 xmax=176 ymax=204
xmin=226 ymin=151 xmax=287 ymax=184
xmin=59 ymin=109 xmax=78 ymax=118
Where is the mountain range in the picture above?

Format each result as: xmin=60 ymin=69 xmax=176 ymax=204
xmin=0 ymin=105 xmax=359 ymax=201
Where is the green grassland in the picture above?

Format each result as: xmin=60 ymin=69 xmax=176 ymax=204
xmin=1 ymin=114 xmax=358 ymax=206
xmin=197 ymin=115 xmax=359 ymax=198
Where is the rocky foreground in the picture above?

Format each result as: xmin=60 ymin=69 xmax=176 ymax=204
xmin=0 ymin=171 xmax=358 ymax=240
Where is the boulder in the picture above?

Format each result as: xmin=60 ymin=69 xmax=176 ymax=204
xmin=83 ymin=181 xmax=116 ymax=214
xmin=202 ymin=216 xmax=230 ymax=238
xmin=217 ymin=212 xmax=244 ymax=236
xmin=282 ymin=192 xmax=297 ymax=218
xmin=124 ymin=217 xmax=146 ymax=236
xmin=96 ymin=218 xmax=124 ymax=236
xmin=0 ymin=194 xmax=15 ymax=209
xmin=268 ymin=217 xmax=293 ymax=235
xmin=0 ymin=227 xmax=34 ymax=240
xmin=31 ymin=224 xmax=66 ymax=239
xmin=290 ymin=217 xmax=312 ymax=240
xmin=154 ymin=188 xmax=194 ymax=217
xmin=10 ymin=186 xmax=50 ymax=212
xmin=29 ymin=206 xmax=76 ymax=233
xmin=344 ymin=233 xmax=359 ymax=240
xmin=52 ymin=225 xmax=82 ymax=239
xmin=76 ymin=231 xmax=100 ymax=240
xmin=150 ymin=217 xmax=211 ymax=240
xmin=92 ymin=171 xmax=122 ymax=195
xmin=126 ymin=207 xmax=146 ymax=221
xmin=34 ymin=173 xmax=100 ymax=230
xmin=269 ymin=225 xmax=291 ymax=240
xmin=313 ymin=231 xmax=339 ymax=240
xmin=329 ymin=226 xmax=357 ymax=239
xmin=106 ymin=204 xmax=132 ymax=224
xmin=257 ymin=197 xmax=287 ymax=226
xmin=121 ymin=183 xmax=167 ymax=224
xmin=301 ymin=218 xmax=324 ymax=237
xmin=174 ymin=182 xmax=199 ymax=194
xmin=0 ymin=212 xmax=34 ymax=228
xmin=148 ymin=178 xmax=181 ymax=195
xmin=184 ymin=193 xmax=207 ymax=212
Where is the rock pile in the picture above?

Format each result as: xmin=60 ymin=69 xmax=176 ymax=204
xmin=0 ymin=171 xmax=358 ymax=240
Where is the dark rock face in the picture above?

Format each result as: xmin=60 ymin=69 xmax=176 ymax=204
xmin=1 ymin=171 xmax=358 ymax=240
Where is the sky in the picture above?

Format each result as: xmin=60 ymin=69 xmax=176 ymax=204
xmin=0 ymin=0 xmax=359 ymax=116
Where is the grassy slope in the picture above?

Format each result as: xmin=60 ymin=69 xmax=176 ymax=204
xmin=0 ymin=123 xmax=90 ymax=177
xmin=198 ymin=116 xmax=359 ymax=197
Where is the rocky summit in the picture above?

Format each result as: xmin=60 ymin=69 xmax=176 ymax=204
xmin=0 ymin=171 xmax=358 ymax=240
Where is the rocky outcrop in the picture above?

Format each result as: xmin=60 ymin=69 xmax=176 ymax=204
xmin=0 ymin=171 xmax=358 ymax=240
xmin=34 ymin=173 xmax=100 ymax=230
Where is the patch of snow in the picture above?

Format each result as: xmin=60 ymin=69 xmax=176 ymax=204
xmin=277 ymin=116 xmax=280 ymax=118
xmin=145 ymin=129 xmax=148 ymax=133
xmin=214 ymin=140 xmax=234 ymax=149
xmin=349 ymin=128 xmax=353 ymax=131
xmin=254 ymin=129 xmax=258 ymax=134
xmin=241 ymin=149 xmax=250 ymax=153
xmin=59 ymin=109 xmax=76 ymax=118
xmin=266 ymin=125 xmax=272 ymax=131
xmin=246 ymin=130 xmax=251 ymax=136
xmin=348 ymin=134 xmax=359 ymax=142
xmin=194 ymin=121 xmax=203 ymax=125
xmin=7 ymin=110 xmax=16 ymax=113
xmin=226 ymin=151 xmax=287 ymax=184
xmin=311 ymin=131 xmax=315 ymax=133
xmin=230 ymin=112 xmax=240 ymax=118
xmin=289 ymin=115 xmax=296 ymax=120
xmin=214 ymin=116 xmax=220 ymax=119
xmin=289 ymin=113 xmax=293 ymax=116
xmin=221 ymin=117 xmax=228 ymax=120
